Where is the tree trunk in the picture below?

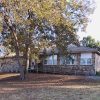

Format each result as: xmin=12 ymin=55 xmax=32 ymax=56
xmin=25 ymin=47 xmax=30 ymax=72
xmin=11 ymin=30 xmax=25 ymax=80
xmin=15 ymin=48 xmax=25 ymax=80
xmin=24 ymin=30 xmax=32 ymax=73
xmin=12 ymin=31 xmax=25 ymax=80
xmin=3 ymin=13 xmax=25 ymax=80
xmin=24 ymin=43 xmax=31 ymax=75
xmin=11 ymin=31 xmax=25 ymax=80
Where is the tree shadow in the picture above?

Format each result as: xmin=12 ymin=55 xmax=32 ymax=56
xmin=0 ymin=73 xmax=20 ymax=82
xmin=0 ymin=73 xmax=99 ymax=95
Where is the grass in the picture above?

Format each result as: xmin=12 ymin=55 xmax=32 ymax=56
xmin=0 ymin=73 xmax=100 ymax=100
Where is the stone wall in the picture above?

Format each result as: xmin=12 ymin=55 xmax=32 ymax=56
xmin=40 ymin=53 xmax=96 ymax=76
xmin=0 ymin=57 xmax=23 ymax=72
xmin=42 ymin=65 xmax=95 ymax=76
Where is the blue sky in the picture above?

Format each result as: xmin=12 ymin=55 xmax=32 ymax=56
xmin=78 ymin=0 xmax=100 ymax=41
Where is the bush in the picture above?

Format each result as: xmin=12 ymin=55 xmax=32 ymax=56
xmin=96 ymin=71 xmax=100 ymax=76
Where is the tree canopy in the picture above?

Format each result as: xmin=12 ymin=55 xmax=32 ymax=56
xmin=80 ymin=36 xmax=100 ymax=51
xmin=0 ymin=0 xmax=95 ymax=53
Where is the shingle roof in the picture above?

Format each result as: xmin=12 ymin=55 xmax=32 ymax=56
xmin=40 ymin=46 xmax=100 ymax=55
xmin=68 ymin=46 xmax=98 ymax=53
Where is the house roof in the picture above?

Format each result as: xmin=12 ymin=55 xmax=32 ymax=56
xmin=68 ymin=46 xmax=99 ymax=53
xmin=40 ymin=45 xmax=100 ymax=55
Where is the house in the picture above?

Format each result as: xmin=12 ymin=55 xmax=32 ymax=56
xmin=0 ymin=45 xmax=21 ymax=72
xmin=38 ymin=45 xmax=100 ymax=75
xmin=0 ymin=44 xmax=100 ymax=75
xmin=0 ymin=53 xmax=23 ymax=73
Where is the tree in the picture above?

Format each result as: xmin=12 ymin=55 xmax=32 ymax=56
xmin=80 ymin=36 xmax=100 ymax=51
xmin=0 ymin=0 xmax=95 ymax=80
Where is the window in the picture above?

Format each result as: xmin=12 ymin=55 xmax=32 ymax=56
xmin=87 ymin=58 xmax=92 ymax=65
xmin=60 ymin=56 xmax=66 ymax=65
xmin=80 ymin=53 xmax=92 ymax=65
xmin=80 ymin=58 xmax=86 ymax=65
xmin=60 ymin=55 xmax=77 ymax=65
xmin=44 ymin=55 xmax=57 ymax=65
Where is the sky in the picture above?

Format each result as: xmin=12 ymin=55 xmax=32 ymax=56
xmin=78 ymin=0 xmax=100 ymax=41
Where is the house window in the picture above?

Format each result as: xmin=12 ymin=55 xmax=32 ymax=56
xmin=87 ymin=58 xmax=92 ymax=64
xmin=80 ymin=53 xmax=92 ymax=65
xmin=60 ymin=55 xmax=77 ymax=65
xmin=44 ymin=55 xmax=57 ymax=65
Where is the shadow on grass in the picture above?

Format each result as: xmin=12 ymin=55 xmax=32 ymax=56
xmin=0 ymin=73 xmax=100 ymax=94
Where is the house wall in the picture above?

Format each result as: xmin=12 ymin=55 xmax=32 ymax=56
xmin=95 ymin=53 xmax=100 ymax=72
xmin=0 ymin=57 xmax=24 ymax=72
xmin=41 ymin=53 xmax=95 ymax=76
xmin=0 ymin=46 xmax=6 ymax=57
xmin=0 ymin=52 xmax=96 ymax=75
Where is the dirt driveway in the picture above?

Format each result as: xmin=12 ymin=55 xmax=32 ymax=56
xmin=0 ymin=73 xmax=100 ymax=100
